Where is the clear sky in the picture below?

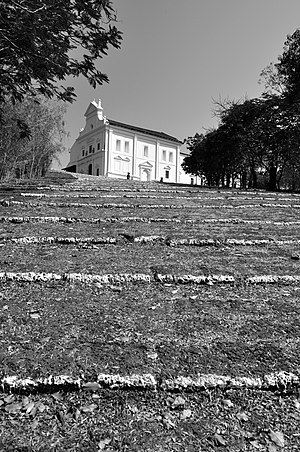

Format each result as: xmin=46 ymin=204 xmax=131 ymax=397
xmin=56 ymin=0 xmax=300 ymax=168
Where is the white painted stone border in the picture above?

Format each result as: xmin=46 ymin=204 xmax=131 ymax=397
xmin=0 ymin=271 xmax=300 ymax=285
xmin=1 ymin=216 xmax=300 ymax=226
xmin=165 ymin=238 xmax=300 ymax=247
xmin=16 ymin=183 xmax=300 ymax=196
xmin=3 ymin=200 xmax=300 ymax=210
xmin=0 ymin=272 xmax=152 ymax=284
xmin=1 ymin=237 xmax=117 ymax=245
xmin=1 ymin=371 xmax=298 ymax=393
xmin=19 ymin=192 xmax=300 ymax=203
xmin=2 ymin=235 xmax=299 ymax=247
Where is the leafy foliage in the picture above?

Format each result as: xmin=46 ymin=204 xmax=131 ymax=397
xmin=0 ymin=0 xmax=122 ymax=103
xmin=276 ymin=29 xmax=300 ymax=101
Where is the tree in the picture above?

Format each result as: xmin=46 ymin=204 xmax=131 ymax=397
xmin=183 ymin=98 xmax=264 ymax=188
xmin=213 ymin=98 xmax=264 ymax=188
xmin=183 ymin=95 xmax=300 ymax=191
xmin=0 ymin=96 xmax=67 ymax=179
xmin=258 ymin=62 xmax=285 ymax=95
xmin=276 ymin=29 xmax=300 ymax=102
xmin=183 ymin=128 xmax=241 ymax=188
xmin=0 ymin=0 xmax=122 ymax=103
xmin=254 ymin=96 xmax=300 ymax=190
xmin=183 ymin=29 xmax=300 ymax=191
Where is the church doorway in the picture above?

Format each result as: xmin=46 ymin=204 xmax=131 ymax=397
xmin=141 ymin=168 xmax=150 ymax=182
xmin=88 ymin=163 xmax=93 ymax=175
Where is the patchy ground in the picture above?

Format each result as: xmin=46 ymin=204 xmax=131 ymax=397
xmin=0 ymin=171 xmax=299 ymax=451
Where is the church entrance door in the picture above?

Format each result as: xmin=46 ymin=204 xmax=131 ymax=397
xmin=141 ymin=169 xmax=150 ymax=181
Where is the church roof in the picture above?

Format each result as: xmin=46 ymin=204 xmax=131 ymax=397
xmin=108 ymin=119 xmax=182 ymax=144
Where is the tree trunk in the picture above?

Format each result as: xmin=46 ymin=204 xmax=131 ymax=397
xmin=252 ymin=169 xmax=258 ymax=189
xmin=248 ymin=167 xmax=257 ymax=189
xmin=226 ymin=173 xmax=231 ymax=188
xmin=268 ymin=166 xmax=277 ymax=191
xmin=221 ymin=171 xmax=225 ymax=188
xmin=241 ymin=171 xmax=247 ymax=189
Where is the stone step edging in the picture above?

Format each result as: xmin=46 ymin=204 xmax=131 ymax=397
xmin=3 ymin=200 xmax=300 ymax=210
xmin=1 ymin=216 xmax=300 ymax=226
xmin=0 ymin=271 xmax=300 ymax=285
xmin=1 ymin=371 xmax=298 ymax=394
xmin=1 ymin=236 xmax=299 ymax=247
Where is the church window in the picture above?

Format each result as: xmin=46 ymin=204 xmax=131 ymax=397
xmin=125 ymin=141 xmax=129 ymax=153
xmin=114 ymin=158 xmax=121 ymax=172
xmin=82 ymin=149 xmax=85 ymax=157
xmin=123 ymin=159 xmax=130 ymax=173
xmin=144 ymin=145 xmax=148 ymax=157
xmin=169 ymin=152 xmax=173 ymax=163
xmin=116 ymin=139 xmax=121 ymax=152
xmin=162 ymin=150 xmax=166 ymax=161
xmin=89 ymin=145 xmax=93 ymax=154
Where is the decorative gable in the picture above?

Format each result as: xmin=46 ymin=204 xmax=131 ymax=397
xmin=138 ymin=161 xmax=153 ymax=168
xmin=84 ymin=102 xmax=98 ymax=118
xmin=84 ymin=99 xmax=107 ymax=123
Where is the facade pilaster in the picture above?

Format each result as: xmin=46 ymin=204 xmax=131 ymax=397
xmin=104 ymin=128 xmax=109 ymax=176
xmin=176 ymin=145 xmax=181 ymax=183
xmin=107 ymin=128 xmax=113 ymax=174
xmin=155 ymin=141 xmax=160 ymax=180
xmin=132 ymin=134 xmax=137 ymax=177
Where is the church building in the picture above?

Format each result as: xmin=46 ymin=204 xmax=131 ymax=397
xmin=65 ymin=100 xmax=191 ymax=183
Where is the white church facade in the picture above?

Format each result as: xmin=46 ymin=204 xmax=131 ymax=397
xmin=65 ymin=100 xmax=193 ymax=184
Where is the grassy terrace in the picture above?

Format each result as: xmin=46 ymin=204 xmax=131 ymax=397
xmin=0 ymin=171 xmax=299 ymax=451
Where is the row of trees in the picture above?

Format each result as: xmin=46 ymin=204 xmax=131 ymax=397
xmin=183 ymin=30 xmax=300 ymax=191
xmin=0 ymin=0 xmax=122 ymax=179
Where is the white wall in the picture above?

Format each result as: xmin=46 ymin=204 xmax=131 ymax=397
xmin=109 ymin=131 xmax=134 ymax=177
xmin=158 ymin=144 xmax=177 ymax=182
